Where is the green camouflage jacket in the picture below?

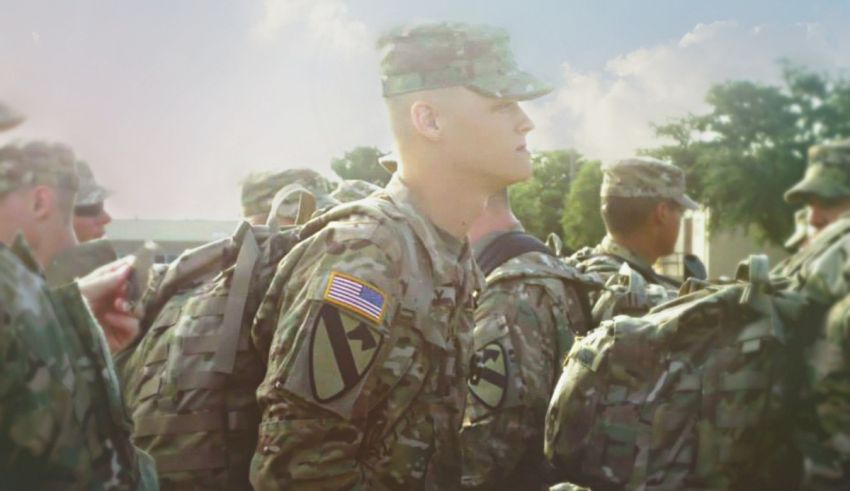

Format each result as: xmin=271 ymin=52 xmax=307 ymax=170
xmin=249 ymin=174 xmax=482 ymax=490
xmin=460 ymin=246 xmax=590 ymax=490
xmin=0 ymin=235 xmax=158 ymax=490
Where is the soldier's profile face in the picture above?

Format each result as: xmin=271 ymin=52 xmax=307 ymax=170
xmin=73 ymin=202 xmax=111 ymax=242
xmin=807 ymin=197 xmax=850 ymax=236
xmin=438 ymin=88 xmax=535 ymax=187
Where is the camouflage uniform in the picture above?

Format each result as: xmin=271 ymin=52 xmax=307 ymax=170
xmin=461 ymin=228 xmax=591 ymax=490
xmin=572 ymin=157 xmax=697 ymax=321
xmin=241 ymin=168 xmax=335 ymax=222
xmin=780 ymin=140 xmax=850 ymax=489
xmin=0 ymin=153 xmax=157 ymax=489
xmin=249 ymin=23 xmax=549 ymax=490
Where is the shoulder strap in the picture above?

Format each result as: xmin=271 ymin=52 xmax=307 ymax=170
xmin=475 ymin=231 xmax=554 ymax=277
xmin=599 ymin=252 xmax=682 ymax=289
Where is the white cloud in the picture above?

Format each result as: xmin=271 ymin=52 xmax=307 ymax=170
xmin=252 ymin=0 xmax=369 ymax=55
xmin=526 ymin=20 xmax=850 ymax=162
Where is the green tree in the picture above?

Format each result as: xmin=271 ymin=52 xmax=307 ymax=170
xmin=510 ymin=150 xmax=582 ymax=241
xmin=331 ymin=146 xmax=390 ymax=186
xmin=643 ymin=63 xmax=850 ymax=246
xmin=561 ymin=161 xmax=606 ymax=251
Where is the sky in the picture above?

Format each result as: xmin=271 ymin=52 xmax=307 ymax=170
xmin=2 ymin=0 xmax=850 ymax=219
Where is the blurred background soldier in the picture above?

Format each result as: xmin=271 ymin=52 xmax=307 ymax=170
xmin=784 ymin=207 xmax=812 ymax=252
xmin=0 ymin=140 xmax=157 ymax=489
xmin=73 ymin=160 xmax=112 ymax=242
xmin=461 ymin=188 xmax=594 ymax=490
xmin=240 ymin=168 xmax=335 ymax=225
xmin=572 ymin=156 xmax=698 ymax=322
xmin=330 ymin=178 xmax=381 ymax=203
xmin=46 ymin=159 xmax=118 ymax=285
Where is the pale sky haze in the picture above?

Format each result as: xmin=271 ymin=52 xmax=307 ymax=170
xmin=2 ymin=0 xmax=849 ymax=219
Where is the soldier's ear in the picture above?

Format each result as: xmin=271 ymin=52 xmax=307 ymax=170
xmin=30 ymin=185 xmax=57 ymax=221
xmin=410 ymin=101 xmax=441 ymax=141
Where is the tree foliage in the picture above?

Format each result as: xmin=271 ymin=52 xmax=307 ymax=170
xmin=510 ymin=150 xmax=582 ymax=242
xmin=561 ymin=161 xmax=606 ymax=251
xmin=331 ymin=146 xmax=390 ymax=187
xmin=643 ymin=63 xmax=850 ymax=246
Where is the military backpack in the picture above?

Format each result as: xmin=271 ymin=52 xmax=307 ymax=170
xmin=545 ymin=255 xmax=815 ymax=490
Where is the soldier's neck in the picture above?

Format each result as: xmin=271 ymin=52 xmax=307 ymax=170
xmin=399 ymin=166 xmax=489 ymax=241
xmin=610 ymin=232 xmax=659 ymax=267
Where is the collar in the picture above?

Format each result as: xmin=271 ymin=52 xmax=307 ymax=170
xmin=598 ymin=234 xmax=654 ymax=271
xmin=9 ymin=232 xmax=43 ymax=276
xmin=379 ymin=174 xmax=475 ymax=282
xmin=472 ymin=224 xmax=525 ymax=258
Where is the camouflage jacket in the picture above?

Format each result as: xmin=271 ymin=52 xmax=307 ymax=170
xmin=460 ymin=245 xmax=591 ymax=490
xmin=802 ymin=294 xmax=850 ymax=490
xmin=0 ymin=235 xmax=158 ymax=490
xmin=249 ymin=174 xmax=482 ymax=490
xmin=572 ymin=235 xmax=677 ymax=323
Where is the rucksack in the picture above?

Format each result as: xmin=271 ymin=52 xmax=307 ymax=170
xmin=545 ymin=255 xmax=815 ymax=490
xmin=119 ymin=197 xmax=382 ymax=490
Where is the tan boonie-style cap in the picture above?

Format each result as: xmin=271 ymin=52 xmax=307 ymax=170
xmin=378 ymin=22 xmax=552 ymax=101
xmin=241 ymin=168 xmax=334 ymax=219
xmin=601 ymin=156 xmax=698 ymax=210
xmin=75 ymin=160 xmax=111 ymax=207
xmin=784 ymin=140 xmax=850 ymax=204
xmin=0 ymin=141 xmax=78 ymax=196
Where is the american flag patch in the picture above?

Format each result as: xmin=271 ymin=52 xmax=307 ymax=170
xmin=323 ymin=272 xmax=387 ymax=324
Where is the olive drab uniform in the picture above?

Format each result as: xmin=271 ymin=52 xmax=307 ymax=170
xmin=461 ymin=229 xmax=597 ymax=490
xmin=0 ymin=235 xmax=158 ymax=490
xmin=249 ymin=174 xmax=481 ymax=490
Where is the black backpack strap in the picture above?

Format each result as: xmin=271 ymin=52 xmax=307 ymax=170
xmin=475 ymin=231 xmax=554 ymax=277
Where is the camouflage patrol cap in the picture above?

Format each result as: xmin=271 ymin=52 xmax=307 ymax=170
xmin=330 ymin=179 xmax=382 ymax=203
xmin=241 ymin=168 xmax=334 ymax=218
xmin=784 ymin=140 xmax=850 ymax=204
xmin=0 ymin=141 xmax=78 ymax=196
xmin=601 ymin=157 xmax=698 ymax=210
xmin=378 ymin=22 xmax=551 ymax=100
xmin=0 ymin=101 xmax=24 ymax=132
xmin=74 ymin=160 xmax=110 ymax=207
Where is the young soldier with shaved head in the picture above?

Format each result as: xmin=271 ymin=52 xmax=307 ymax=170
xmin=249 ymin=23 xmax=550 ymax=489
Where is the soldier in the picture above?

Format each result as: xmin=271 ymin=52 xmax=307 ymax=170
xmin=240 ymin=168 xmax=335 ymax=225
xmin=779 ymin=140 xmax=850 ymax=488
xmin=572 ymin=156 xmax=698 ymax=320
xmin=0 ymin=140 xmax=158 ymax=489
xmin=45 ymin=160 xmax=118 ymax=286
xmin=461 ymin=189 xmax=592 ymax=490
xmin=785 ymin=208 xmax=812 ymax=251
xmin=249 ymin=22 xmax=550 ymax=489
xmin=73 ymin=160 xmax=112 ymax=243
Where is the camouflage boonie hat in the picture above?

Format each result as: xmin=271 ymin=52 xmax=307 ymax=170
xmin=0 ymin=101 xmax=24 ymax=132
xmin=601 ymin=157 xmax=698 ymax=210
xmin=0 ymin=141 xmax=78 ymax=196
xmin=241 ymin=168 xmax=334 ymax=218
xmin=330 ymin=179 xmax=382 ymax=203
xmin=784 ymin=140 xmax=850 ymax=204
xmin=378 ymin=22 xmax=551 ymax=100
xmin=74 ymin=160 xmax=110 ymax=207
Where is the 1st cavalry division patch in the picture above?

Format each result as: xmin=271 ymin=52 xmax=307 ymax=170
xmin=468 ymin=342 xmax=509 ymax=409
xmin=310 ymin=304 xmax=384 ymax=402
